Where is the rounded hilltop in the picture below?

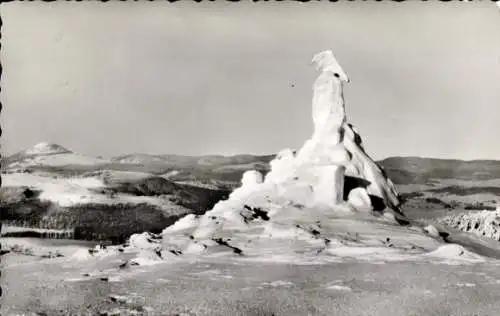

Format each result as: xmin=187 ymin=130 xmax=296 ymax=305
xmin=23 ymin=142 xmax=72 ymax=156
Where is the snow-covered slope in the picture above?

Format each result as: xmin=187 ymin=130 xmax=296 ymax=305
xmin=111 ymin=154 xmax=169 ymax=164
xmin=1 ymin=172 xmax=188 ymax=215
xmin=83 ymin=50 xmax=489 ymax=267
xmin=5 ymin=142 xmax=110 ymax=169
xmin=23 ymin=142 xmax=72 ymax=156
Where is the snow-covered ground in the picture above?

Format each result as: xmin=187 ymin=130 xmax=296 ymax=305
xmin=2 ymin=172 xmax=187 ymax=214
xmin=1 ymin=237 xmax=97 ymax=259
xmin=10 ymin=152 xmax=109 ymax=167
xmin=3 ymin=240 xmax=500 ymax=316
xmin=1 ymin=225 xmax=73 ymax=236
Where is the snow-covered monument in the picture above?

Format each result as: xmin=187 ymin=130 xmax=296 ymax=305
xmin=86 ymin=50 xmax=440 ymax=264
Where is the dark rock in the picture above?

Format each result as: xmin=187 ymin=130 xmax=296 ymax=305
xmin=154 ymin=249 xmax=163 ymax=258
xmin=233 ymin=248 xmax=243 ymax=255
xmin=213 ymin=237 xmax=243 ymax=255
xmin=109 ymin=295 xmax=131 ymax=304
xmin=252 ymin=207 xmax=270 ymax=221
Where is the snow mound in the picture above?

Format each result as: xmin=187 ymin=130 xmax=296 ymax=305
xmin=23 ymin=142 xmax=72 ymax=156
xmin=424 ymin=244 xmax=485 ymax=264
xmin=439 ymin=207 xmax=500 ymax=241
xmin=82 ymin=50 xmax=486 ymax=265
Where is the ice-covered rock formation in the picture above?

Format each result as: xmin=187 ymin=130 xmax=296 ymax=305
xmin=268 ymin=50 xmax=404 ymax=220
xmin=439 ymin=207 xmax=500 ymax=241
xmin=100 ymin=50 xmax=431 ymax=265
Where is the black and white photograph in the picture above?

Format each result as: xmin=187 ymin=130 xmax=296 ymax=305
xmin=1 ymin=1 xmax=500 ymax=315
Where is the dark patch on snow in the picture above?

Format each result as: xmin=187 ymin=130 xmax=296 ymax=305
xmin=242 ymin=204 xmax=270 ymax=221
xmin=169 ymin=249 xmax=182 ymax=256
xmin=88 ymin=248 xmax=98 ymax=255
xmin=22 ymin=188 xmax=38 ymax=199
xmin=149 ymin=233 xmax=163 ymax=240
xmin=109 ymin=295 xmax=131 ymax=305
xmin=212 ymin=237 xmax=244 ymax=255
xmin=439 ymin=231 xmax=450 ymax=243
xmin=252 ymin=207 xmax=270 ymax=221
xmin=154 ymin=249 xmax=163 ymax=258
xmin=41 ymin=252 xmax=64 ymax=259
xmin=233 ymin=248 xmax=243 ymax=255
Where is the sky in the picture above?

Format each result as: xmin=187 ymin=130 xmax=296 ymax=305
xmin=1 ymin=1 xmax=500 ymax=160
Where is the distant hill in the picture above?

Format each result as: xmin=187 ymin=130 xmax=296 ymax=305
xmin=379 ymin=156 xmax=500 ymax=184
xmin=2 ymin=142 xmax=110 ymax=170
xmin=111 ymin=153 xmax=275 ymax=168
xmin=3 ymin=143 xmax=500 ymax=186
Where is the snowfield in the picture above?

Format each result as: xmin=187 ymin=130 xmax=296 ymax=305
xmin=1 ymin=172 xmax=186 ymax=214
xmin=7 ymin=142 xmax=110 ymax=168
xmin=13 ymin=152 xmax=109 ymax=167
xmin=4 ymin=242 xmax=500 ymax=316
